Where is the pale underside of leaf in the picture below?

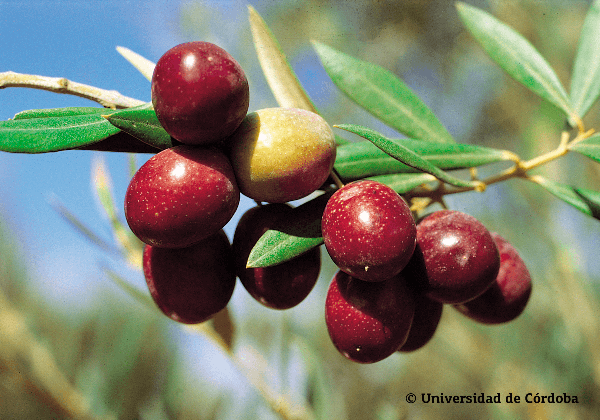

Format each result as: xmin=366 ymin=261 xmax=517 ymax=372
xmin=116 ymin=46 xmax=156 ymax=82
xmin=248 ymin=6 xmax=317 ymax=112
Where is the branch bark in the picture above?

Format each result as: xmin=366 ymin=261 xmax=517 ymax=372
xmin=0 ymin=71 xmax=145 ymax=109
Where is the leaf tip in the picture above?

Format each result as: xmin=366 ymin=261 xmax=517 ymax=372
xmin=245 ymin=256 xmax=258 ymax=269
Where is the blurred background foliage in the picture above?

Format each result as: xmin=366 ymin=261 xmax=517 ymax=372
xmin=1 ymin=0 xmax=600 ymax=419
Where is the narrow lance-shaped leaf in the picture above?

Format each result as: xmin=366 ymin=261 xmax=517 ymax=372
xmin=312 ymin=41 xmax=454 ymax=144
xmin=335 ymin=137 xmax=512 ymax=181
xmin=335 ymin=124 xmax=484 ymax=190
xmin=456 ymin=2 xmax=576 ymax=122
xmin=248 ymin=5 xmax=318 ymax=112
xmin=77 ymin=131 xmax=163 ymax=154
xmin=568 ymin=133 xmax=600 ymax=164
xmin=367 ymin=173 xmax=436 ymax=194
xmin=0 ymin=108 xmax=120 ymax=153
xmin=2 ymin=106 xmax=159 ymax=154
xmin=116 ymin=46 xmax=156 ymax=82
xmin=105 ymin=103 xmax=180 ymax=150
xmin=531 ymin=176 xmax=600 ymax=220
xmin=570 ymin=0 xmax=600 ymax=119
xmin=248 ymin=9 xmax=349 ymax=145
xmin=246 ymin=192 xmax=332 ymax=268
xmin=13 ymin=106 xmax=117 ymax=120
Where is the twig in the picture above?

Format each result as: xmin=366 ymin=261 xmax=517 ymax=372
xmin=0 ymin=71 xmax=145 ymax=109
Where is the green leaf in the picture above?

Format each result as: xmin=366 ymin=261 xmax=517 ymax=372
xmin=456 ymin=2 xmax=575 ymax=121
xmin=249 ymin=6 xmax=318 ymax=112
xmin=570 ymin=0 xmax=600 ymax=119
xmin=335 ymin=124 xmax=485 ymax=190
xmin=0 ymin=108 xmax=121 ymax=153
xmin=76 ymin=131 xmax=163 ymax=154
xmin=532 ymin=176 xmax=600 ymax=220
xmin=246 ymin=192 xmax=332 ymax=268
xmin=367 ymin=173 xmax=435 ymax=194
xmin=13 ymin=106 xmax=113 ymax=120
xmin=569 ymin=133 xmax=600 ymax=163
xmin=106 ymin=103 xmax=180 ymax=150
xmin=312 ymin=41 xmax=454 ymax=144
xmin=335 ymin=136 xmax=511 ymax=181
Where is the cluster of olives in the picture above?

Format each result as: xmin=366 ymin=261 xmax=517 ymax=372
xmin=321 ymin=184 xmax=532 ymax=363
xmin=125 ymin=41 xmax=335 ymax=323
xmin=124 ymin=41 xmax=532 ymax=364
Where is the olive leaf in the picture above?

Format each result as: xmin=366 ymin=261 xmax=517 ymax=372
xmin=246 ymin=192 xmax=332 ymax=268
xmin=0 ymin=106 xmax=159 ymax=153
xmin=366 ymin=173 xmax=436 ymax=194
xmin=569 ymin=134 xmax=600 ymax=164
xmin=313 ymin=41 xmax=454 ymax=144
xmin=116 ymin=46 xmax=156 ymax=82
xmin=105 ymin=103 xmax=180 ymax=150
xmin=569 ymin=0 xmax=600 ymax=119
xmin=532 ymin=176 xmax=600 ymax=220
xmin=76 ymin=131 xmax=163 ymax=154
xmin=0 ymin=107 xmax=120 ymax=153
xmin=248 ymin=5 xmax=318 ymax=112
xmin=335 ymin=136 xmax=511 ymax=181
xmin=457 ymin=2 xmax=576 ymax=122
xmin=13 ymin=106 xmax=116 ymax=120
xmin=335 ymin=124 xmax=485 ymax=190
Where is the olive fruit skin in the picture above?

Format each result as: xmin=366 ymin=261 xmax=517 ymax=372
xmin=151 ymin=41 xmax=249 ymax=145
xmin=143 ymin=230 xmax=236 ymax=324
xmin=397 ymin=292 xmax=443 ymax=352
xmin=227 ymin=108 xmax=336 ymax=203
xmin=407 ymin=210 xmax=500 ymax=304
xmin=321 ymin=180 xmax=417 ymax=282
xmin=125 ymin=145 xmax=239 ymax=248
xmin=233 ymin=204 xmax=321 ymax=310
xmin=325 ymin=270 xmax=415 ymax=364
xmin=453 ymin=232 xmax=532 ymax=324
